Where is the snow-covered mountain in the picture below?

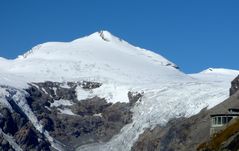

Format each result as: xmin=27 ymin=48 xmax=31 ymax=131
xmin=1 ymin=31 xmax=186 ymax=86
xmin=0 ymin=31 xmax=238 ymax=151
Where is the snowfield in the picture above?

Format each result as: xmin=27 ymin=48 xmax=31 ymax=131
xmin=0 ymin=31 xmax=238 ymax=151
xmin=2 ymin=31 xmax=188 ymax=86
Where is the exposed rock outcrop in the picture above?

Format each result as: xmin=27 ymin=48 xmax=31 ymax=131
xmin=0 ymin=134 xmax=14 ymax=151
xmin=23 ymin=81 xmax=142 ymax=150
xmin=128 ymin=91 xmax=143 ymax=106
xmin=0 ymin=81 xmax=143 ymax=150
xmin=0 ymin=106 xmax=50 ymax=151
xmin=230 ymin=75 xmax=239 ymax=96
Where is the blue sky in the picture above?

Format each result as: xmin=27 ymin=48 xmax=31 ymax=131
xmin=0 ymin=0 xmax=238 ymax=73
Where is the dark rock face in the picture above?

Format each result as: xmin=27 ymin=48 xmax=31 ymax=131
xmin=24 ymin=81 xmax=142 ymax=150
xmin=230 ymin=75 xmax=239 ymax=96
xmin=128 ymin=91 xmax=143 ymax=106
xmin=0 ymin=81 xmax=142 ymax=150
xmin=131 ymin=116 xmax=202 ymax=151
xmin=0 ymin=107 xmax=50 ymax=151
xmin=0 ymin=134 xmax=14 ymax=151
xmin=131 ymin=125 xmax=163 ymax=151
xmin=15 ymin=123 xmax=40 ymax=149
xmin=0 ymin=108 xmax=19 ymax=135
xmin=71 ymin=97 xmax=111 ymax=116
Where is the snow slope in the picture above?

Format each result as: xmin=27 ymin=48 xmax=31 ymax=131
xmin=190 ymin=68 xmax=239 ymax=84
xmin=0 ymin=31 xmax=238 ymax=151
xmin=1 ymin=31 xmax=189 ymax=86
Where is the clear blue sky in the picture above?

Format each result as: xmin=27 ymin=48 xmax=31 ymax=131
xmin=0 ymin=0 xmax=238 ymax=73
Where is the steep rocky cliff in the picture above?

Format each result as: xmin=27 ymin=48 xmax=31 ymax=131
xmin=0 ymin=81 xmax=141 ymax=150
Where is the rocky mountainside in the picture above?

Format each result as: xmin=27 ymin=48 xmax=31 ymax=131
xmin=0 ymin=81 xmax=142 ymax=150
xmin=0 ymin=31 xmax=238 ymax=151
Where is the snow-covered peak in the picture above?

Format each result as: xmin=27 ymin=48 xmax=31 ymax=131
xmin=72 ymin=30 xmax=122 ymax=43
xmin=98 ymin=30 xmax=117 ymax=42
xmin=18 ymin=31 xmax=170 ymax=63
xmin=91 ymin=30 xmax=121 ymax=42
xmin=16 ymin=31 xmax=173 ymax=65
xmin=3 ymin=31 xmax=238 ymax=88
xmin=7 ymin=31 xmax=186 ymax=85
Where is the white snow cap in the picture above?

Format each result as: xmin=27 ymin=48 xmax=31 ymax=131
xmin=72 ymin=30 xmax=122 ymax=43
xmin=5 ymin=30 xmax=184 ymax=85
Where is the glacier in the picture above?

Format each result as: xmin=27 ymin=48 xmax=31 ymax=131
xmin=0 ymin=30 xmax=238 ymax=150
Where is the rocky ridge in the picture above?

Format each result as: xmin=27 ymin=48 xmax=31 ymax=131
xmin=0 ymin=81 xmax=142 ymax=150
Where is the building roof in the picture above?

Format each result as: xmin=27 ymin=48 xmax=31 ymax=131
xmin=210 ymin=114 xmax=239 ymax=117
xmin=228 ymin=108 xmax=239 ymax=112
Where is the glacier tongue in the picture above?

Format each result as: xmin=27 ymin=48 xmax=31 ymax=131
xmin=77 ymin=81 xmax=230 ymax=151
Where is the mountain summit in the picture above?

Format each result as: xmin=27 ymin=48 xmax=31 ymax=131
xmin=5 ymin=31 xmax=183 ymax=85
xmin=84 ymin=30 xmax=122 ymax=42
